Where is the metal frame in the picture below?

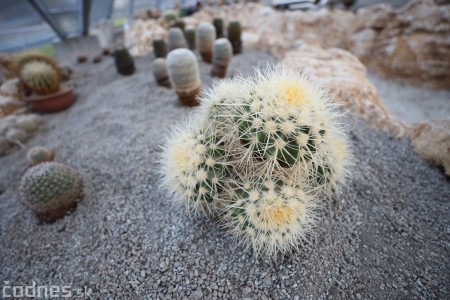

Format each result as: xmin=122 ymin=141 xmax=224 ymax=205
xmin=27 ymin=0 xmax=67 ymax=40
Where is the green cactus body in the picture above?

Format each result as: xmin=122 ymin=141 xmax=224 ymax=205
xmin=185 ymin=27 xmax=196 ymax=50
xmin=114 ymin=48 xmax=135 ymax=75
xmin=163 ymin=10 xmax=178 ymax=24
xmin=27 ymin=146 xmax=54 ymax=166
xmin=227 ymin=21 xmax=242 ymax=54
xmin=212 ymin=18 xmax=224 ymax=38
xmin=196 ymin=23 xmax=216 ymax=63
xmin=168 ymin=27 xmax=187 ymax=51
xmin=20 ymin=162 xmax=81 ymax=222
xmin=211 ymin=38 xmax=232 ymax=78
xmin=152 ymin=58 xmax=171 ymax=88
xmin=15 ymin=51 xmax=59 ymax=76
xmin=166 ymin=48 xmax=201 ymax=106
xmin=153 ymin=39 xmax=168 ymax=58
xmin=20 ymin=61 xmax=60 ymax=95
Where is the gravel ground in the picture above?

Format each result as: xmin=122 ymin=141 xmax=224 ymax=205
xmin=368 ymin=71 xmax=450 ymax=124
xmin=1 ymin=49 xmax=449 ymax=299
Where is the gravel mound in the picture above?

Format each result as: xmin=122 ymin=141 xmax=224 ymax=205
xmin=0 ymin=49 xmax=449 ymax=299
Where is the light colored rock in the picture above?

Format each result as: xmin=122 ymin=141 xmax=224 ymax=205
xmin=278 ymin=44 xmax=406 ymax=137
xmin=0 ymin=78 xmax=21 ymax=98
xmin=409 ymin=120 xmax=450 ymax=176
xmin=372 ymin=0 xmax=450 ymax=89
xmin=0 ymin=95 xmax=25 ymax=118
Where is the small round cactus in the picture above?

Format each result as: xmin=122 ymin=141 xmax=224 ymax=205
xmin=212 ymin=18 xmax=224 ymax=38
xmin=166 ymin=49 xmax=201 ymax=106
xmin=27 ymin=146 xmax=54 ymax=166
xmin=19 ymin=61 xmax=60 ymax=95
xmin=227 ymin=21 xmax=242 ymax=54
xmin=211 ymin=38 xmax=232 ymax=78
xmin=196 ymin=23 xmax=216 ymax=63
xmin=20 ymin=162 xmax=82 ymax=222
xmin=168 ymin=27 xmax=187 ymax=51
xmin=153 ymin=39 xmax=168 ymax=58
xmin=185 ymin=27 xmax=196 ymax=50
xmin=5 ymin=128 xmax=26 ymax=144
xmin=114 ymin=48 xmax=135 ymax=76
xmin=152 ymin=58 xmax=171 ymax=88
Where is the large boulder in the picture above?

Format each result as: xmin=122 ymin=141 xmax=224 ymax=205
xmin=278 ymin=44 xmax=406 ymax=137
xmin=409 ymin=120 xmax=450 ymax=176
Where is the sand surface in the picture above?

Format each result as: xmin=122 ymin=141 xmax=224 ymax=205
xmin=1 ymin=49 xmax=449 ymax=299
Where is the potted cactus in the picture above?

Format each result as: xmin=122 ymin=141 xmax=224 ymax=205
xmin=185 ymin=27 xmax=196 ymax=50
xmin=20 ymin=162 xmax=82 ymax=222
xmin=196 ymin=22 xmax=216 ymax=63
xmin=18 ymin=54 xmax=74 ymax=113
xmin=227 ymin=21 xmax=242 ymax=54
xmin=212 ymin=18 xmax=224 ymax=38
xmin=168 ymin=27 xmax=187 ymax=51
xmin=211 ymin=38 xmax=232 ymax=78
xmin=114 ymin=48 xmax=135 ymax=75
xmin=153 ymin=39 xmax=168 ymax=58
xmin=166 ymin=48 xmax=201 ymax=106
xmin=152 ymin=58 xmax=171 ymax=88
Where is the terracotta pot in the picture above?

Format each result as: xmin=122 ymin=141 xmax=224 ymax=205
xmin=23 ymin=86 xmax=74 ymax=113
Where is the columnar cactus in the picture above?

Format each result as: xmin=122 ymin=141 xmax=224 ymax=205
xmin=227 ymin=21 xmax=242 ymax=54
xmin=19 ymin=61 xmax=61 ymax=95
xmin=114 ymin=48 xmax=135 ymax=75
xmin=212 ymin=18 xmax=224 ymax=38
xmin=26 ymin=146 xmax=54 ymax=166
xmin=160 ymin=67 xmax=351 ymax=258
xmin=153 ymin=39 xmax=168 ymax=58
xmin=185 ymin=27 xmax=196 ymax=50
xmin=20 ymin=162 xmax=82 ymax=222
xmin=152 ymin=58 xmax=171 ymax=88
xmin=168 ymin=27 xmax=187 ymax=51
xmin=196 ymin=23 xmax=216 ymax=63
xmin=211 ymin=38 xmax=232 ymax=78
xmin=166 ymin=49 xmax=201 ymax=106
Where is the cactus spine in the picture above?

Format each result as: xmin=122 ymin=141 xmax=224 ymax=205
xmin=196 ymin=23 xmax=216 ymax=63
xmin=211 ymin=38 xmax=232 ymax=78
xmin=20 ymin=162 xmax=82 ymax=222
xmin=153 ymin=39 xmax=168 ymax=58
xmin=227 ymin=21 xmax=242 ymax=54
xmin=185 ymin=27 xmax=196 ymax=50
xmin=166 ymin=49 xmax=201 ymax=106
xmin=114 ymin=48 xmax=135 ymax=75
xmin=19 ymin=61 xmax=61 ymax=95
xmin=168 ymin=27 xmax=187 ymax=51
xmin=27 ymin=146 xmax=54 ymax=166
xmin=212 ymin=18 xmax=224 ymax=38
xmin=152 ymin=58 xmax=171 ymax=88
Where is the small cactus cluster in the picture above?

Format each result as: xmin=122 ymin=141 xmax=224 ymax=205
xmin=160 ymin=67 xmax=350 ymax=257
xmin=20 ymin=162 xmax=82 ymax=222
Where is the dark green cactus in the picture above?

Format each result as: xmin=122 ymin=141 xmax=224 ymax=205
xmin=114 ymin=48 xmax=135 ymax=75
xmin=212 ymin=18 xmax=224 ymax=38
xmin=227 ymin=21 xmax=242 ymax=54
xmin=153 ymin=39 xmax=168 ymax=58
xmin=185 ymin=28 xmax=196 ymax=50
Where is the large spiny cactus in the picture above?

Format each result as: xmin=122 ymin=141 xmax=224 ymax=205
xmin=20 ymin=162 xmax=82 ymax=222
xmin=19 ymin=61 xmax=61 ymax=95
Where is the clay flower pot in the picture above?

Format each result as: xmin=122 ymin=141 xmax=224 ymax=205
xmin=23 ymin=86 xmax=74 ymax=113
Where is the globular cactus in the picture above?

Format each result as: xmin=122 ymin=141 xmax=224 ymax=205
xmin=19 ymin=61 xmax=60 ymax=95
xmin=212 ymin=18 xmax=224 ymax=38
xmin=114 ymin=48 xmax=135 ymax=76
xmin=211 ymin=38 xmax=232 ymax=78
xmin=160 ymin=119 xmax=227 ymax=214
xmin=168 ymin=27 xmax=187 ymax=51
xmin=185 ymin=27 xmax=196 ymax=50
xmin=26 ymin=146 xmax=54 ymax=166
xmin=20 ymin=162 xmax=82 ymax=222
xmin=163 ymin=10 xmax=178 ymax=25
xmin=196 ymin=23 xmax=216 ymax=63
xmin=166 ymin=48 xmax=201 ymax=106
xmin=153 ymin=39 xmax=168 ymax=58
xmin=152 ymin=58 xmax=171 ymax=88
xmin=227 ymin=21 xmax=242 ymax=54
xmin=15 ymin=51 xmax=59 ymax=76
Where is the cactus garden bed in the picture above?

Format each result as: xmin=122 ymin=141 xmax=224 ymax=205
xmin=0 ymin=49 xmax=449 ymax=299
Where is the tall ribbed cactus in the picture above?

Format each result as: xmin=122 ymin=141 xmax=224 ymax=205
xmin=212 ymin=18 xmax=224 ymax=38
xmin=114 ymin=48 xmax=135 ymax=75
xmin=20 ymin=162 xmax=82 ymax=222
xmin=168 ymin=27 xmax=187 ymax=51
xmin=185 ymin=27 xmax=196 ymax=50
xmin=153 ymin=39 xmax=168 ymax=58
xmin=166 ymin=49 xmax=201 ymax=106
xmin=227 ymin=21 xmax=242 ymax=54
xmin=211 ymin=38 xmax=232 ymax=78
xmin=196 ymin=23 xmax=216 ymax=63
xmin=160 ymin=67 xmax=351 ymax=258
xmin=153 ymin=58 xmax=171 ymax=88
xmin=19 ymin=61 xmax=60 ymax=95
